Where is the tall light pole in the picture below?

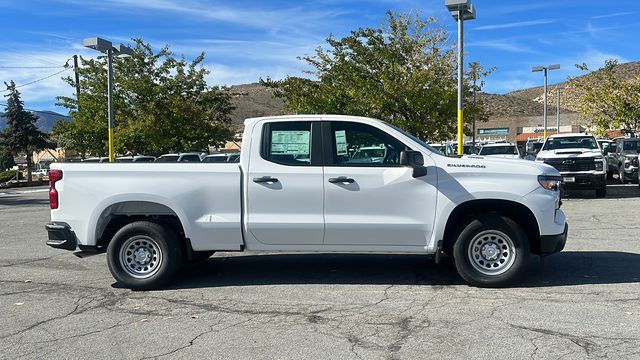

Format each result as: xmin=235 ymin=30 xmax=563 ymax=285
xmin=446 ymin=0 xmax=476 ymax=156
xmin=532 ymin=64 xmax=560 ymax=140
xmin=83 ymin=38 xmax=134 ymax=162
xmin=556 ymin=85 xmax=564 ymax=135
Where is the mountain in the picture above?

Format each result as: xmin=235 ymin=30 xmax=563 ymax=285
xmin=226 ymin=61 xmax=640 ymax=126
xmin=0 ymin=110 xmax=71 ymax=133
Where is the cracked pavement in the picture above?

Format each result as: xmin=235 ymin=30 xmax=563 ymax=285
xmin=1 ymin=184 xmax=639 ymax=359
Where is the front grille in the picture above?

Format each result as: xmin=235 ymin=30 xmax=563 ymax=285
xmin=544 ymin=158 xmax=595 ymax=172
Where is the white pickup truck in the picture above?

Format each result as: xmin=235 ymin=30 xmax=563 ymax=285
xmin=46 ymin=115 xmax=568 ymax=289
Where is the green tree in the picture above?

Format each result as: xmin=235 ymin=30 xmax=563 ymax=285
xmin=2 ymin=81 xmax=50 ymax=182
xmin=54 ymin=39 xmax=235 ymax=157
xmin=261 ymin=12 xmax=492 ymax=141
xmin=0 ymin=140 xmax=16 ymax=171
xmin=569 ymin=60 xmax=640 ymax=136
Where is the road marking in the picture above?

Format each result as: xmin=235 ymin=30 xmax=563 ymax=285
xmin=0 ymin=188 xmax=49 ymax=196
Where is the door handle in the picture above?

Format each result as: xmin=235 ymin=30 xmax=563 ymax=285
xmin=328 ymin=176 xmax=355 ymax=184
xmin=253 ymin=176 xmax=279 ymax=183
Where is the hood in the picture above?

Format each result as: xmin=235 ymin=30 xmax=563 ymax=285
xmin=537 ymin=148 xmax=601 ymax=158
xmin=483 ymin=154 xmax=520 ymax=159
xmin=441 ymin=154 xmax=558 ymax=176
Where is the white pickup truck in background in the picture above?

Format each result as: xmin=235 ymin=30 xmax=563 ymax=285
xmin=46 ymin=115 xmax=568 ymax=289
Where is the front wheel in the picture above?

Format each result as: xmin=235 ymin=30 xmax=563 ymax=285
xmin=107 ymin=221 xmax=181 ymax=290
xmin=595 ymin=186 xmax=607 ymax=198
xmin=452 ymin=215 xmax=530 ymax=287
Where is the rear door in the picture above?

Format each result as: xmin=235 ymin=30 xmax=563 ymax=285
xmin=245 ymin=120 xmax=325 ymax=245
xmin=322 ymin=121 xmax=438 ymax=246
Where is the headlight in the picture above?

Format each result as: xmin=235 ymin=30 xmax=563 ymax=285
xmin=595 ymin=160 xmax=603 ymax=171
xmin=538 ymin=175 xmax=563 ymax=191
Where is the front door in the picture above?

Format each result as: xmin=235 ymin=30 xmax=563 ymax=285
xmin=322 ymin=121 xmax=438 ymax=246
xmin=246 ymin=120 xmax=325 ymax=245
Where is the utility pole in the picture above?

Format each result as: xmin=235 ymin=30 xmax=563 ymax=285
xmin=73 ymin=55 xmax=80 ymax=109
xmin=556 ymin=86 xmax=564 ymax=135
xmin=532 ymin=64 xmax=560 ymax=140
xmin=472 ymin=75 xmax=477 ymax=146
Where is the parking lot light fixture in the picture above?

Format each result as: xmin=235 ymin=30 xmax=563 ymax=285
xmin=445 ymin=0 xmax=476 ymax=156
xmin=532 ymin=64 xmax=560 ymax=140
xmin=83 ymin=37 xmax=134 ymax=162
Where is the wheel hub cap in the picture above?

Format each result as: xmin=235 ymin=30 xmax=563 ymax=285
xmin=481 ymin=243 xmax=499 ymax=261
xmin=134 ymin=248 xmax=152 ymax=264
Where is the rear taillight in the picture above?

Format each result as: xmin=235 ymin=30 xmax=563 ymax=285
xmin=48 ymin=170 xmax=63 ymax=209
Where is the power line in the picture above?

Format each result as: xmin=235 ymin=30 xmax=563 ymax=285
xmin=1 ymin=67 xmax=71 ymax=92
xmin=0 ymin=65 xmax=65 ymax=69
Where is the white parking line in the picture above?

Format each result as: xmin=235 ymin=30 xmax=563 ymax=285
xmin=0 ymin=188 xmax=49 ymax=196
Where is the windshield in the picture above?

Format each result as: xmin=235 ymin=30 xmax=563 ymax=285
xmin=155 ymin=155 xmax=179 ymax=162
xmin=622 ymin=140 xmax=640 ymax=153
xmin=542 ymin=136 xmax=598 ymax=150
xmin=382 ymin=122 xmax=441 ymax=154
xmin=479 ymin=145 xmax=518 ymax=155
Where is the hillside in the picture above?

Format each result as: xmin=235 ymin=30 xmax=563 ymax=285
xmin=0 ymin=110 xmax=71 ymax=133
xmin=226 ymin=61 xmax=640 ymax=124
xmin=507 ymin=61 xmax=640 ymax=113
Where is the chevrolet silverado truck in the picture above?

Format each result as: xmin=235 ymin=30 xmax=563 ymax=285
xmin=535 ymin=133 xmax=607 ymax=198
xmin=45 ymin=115 xmax=568 ymax=289
xmin=606 ymin=137 xmax=639 ymax=184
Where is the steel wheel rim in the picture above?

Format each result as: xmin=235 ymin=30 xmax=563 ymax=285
xmin=119 ymin=235 xmax=163 ymax=279
xmin=468 ymin=230 xmax=516 ymax=276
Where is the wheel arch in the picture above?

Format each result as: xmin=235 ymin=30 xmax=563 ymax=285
xmin=93 ymin=199 xmax=189 ymax=249
xmin=441 ymin=199 xmax=542 ymax=255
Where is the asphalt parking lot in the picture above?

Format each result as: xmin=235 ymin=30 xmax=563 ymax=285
xmin=1 ymin=184 xmax=639 ymax=359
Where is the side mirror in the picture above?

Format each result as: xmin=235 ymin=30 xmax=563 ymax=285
xmin=400 ymin=150 xmax=427 ymax=178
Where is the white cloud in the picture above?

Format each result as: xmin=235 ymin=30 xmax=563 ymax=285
xmin=473 ymin=19 xmax=557 ymax=31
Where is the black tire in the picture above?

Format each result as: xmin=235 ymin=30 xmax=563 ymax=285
xmin=595 ymin=186 xmax=607 ymax=198
xmin=452 ymin=215 xmax=530 ymax=287
xmin=107 ymin=221 xmax=182 ymax=290
xmin=188 ymin=251 xmax=215 ymax=263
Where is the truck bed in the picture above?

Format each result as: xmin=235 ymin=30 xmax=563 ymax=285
xmin=50 ymin=163 xmax=243 ymax=251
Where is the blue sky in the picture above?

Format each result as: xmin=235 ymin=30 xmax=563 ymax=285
xmin=0 ymin=0 xmax=638 ymax=114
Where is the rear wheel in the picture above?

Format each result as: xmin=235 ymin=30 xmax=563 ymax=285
xmin=452 ymin=215 xmax=530 ymax=287
xmin=107 ymin=221 xmax=181 ymax=290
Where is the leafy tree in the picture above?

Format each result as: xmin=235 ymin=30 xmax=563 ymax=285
xmin=54 ymin=39 xmax=235 ymax=157
xmin=569 ymin=60 xmax=640 ymax=136
xmin=261 ymin=12 xmax=492 ymax=141
xmin=2 ymin=81 xmax=50 ymax=182
xmin=0 ymin=141 xmax=16 ymax=171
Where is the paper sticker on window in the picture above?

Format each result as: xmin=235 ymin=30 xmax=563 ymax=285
xmin=335 ymin=130 xmax=348 ymax=155
xmin=271 ymin=131 xmax=310 ymax=156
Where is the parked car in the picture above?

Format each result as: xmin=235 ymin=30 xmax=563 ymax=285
xmin=478 ymin=143 xmax=521 ymax=159
xmin=46 ymin=115 xmax=567 ymax=290
xmin=202 ymin=153 xmax=241 ymax=163
xmin=115 ymin=155 xmax=156 ymax=163
xmin=33 ymin=169 xmax=49 ymax=178
xmin=536 ymin=133 xmax=606 ymax=197
xmin=155 ymin=153 xmax=203 ymax=163
xmin=428 ymin=143 xmax=455 ymax=157
xmin=82 ymin=157 xmax=109 ymax=163
xmin=605 ymin=137 xmax=639 ymax=183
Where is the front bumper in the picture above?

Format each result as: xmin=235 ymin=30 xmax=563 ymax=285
xmin=560 ymin=172 xmax=606 ymax=190
xmin=45 ymin=222 xmax=77 ymax=251
xmin=540 ymin=223 xmax=568 ymax=255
